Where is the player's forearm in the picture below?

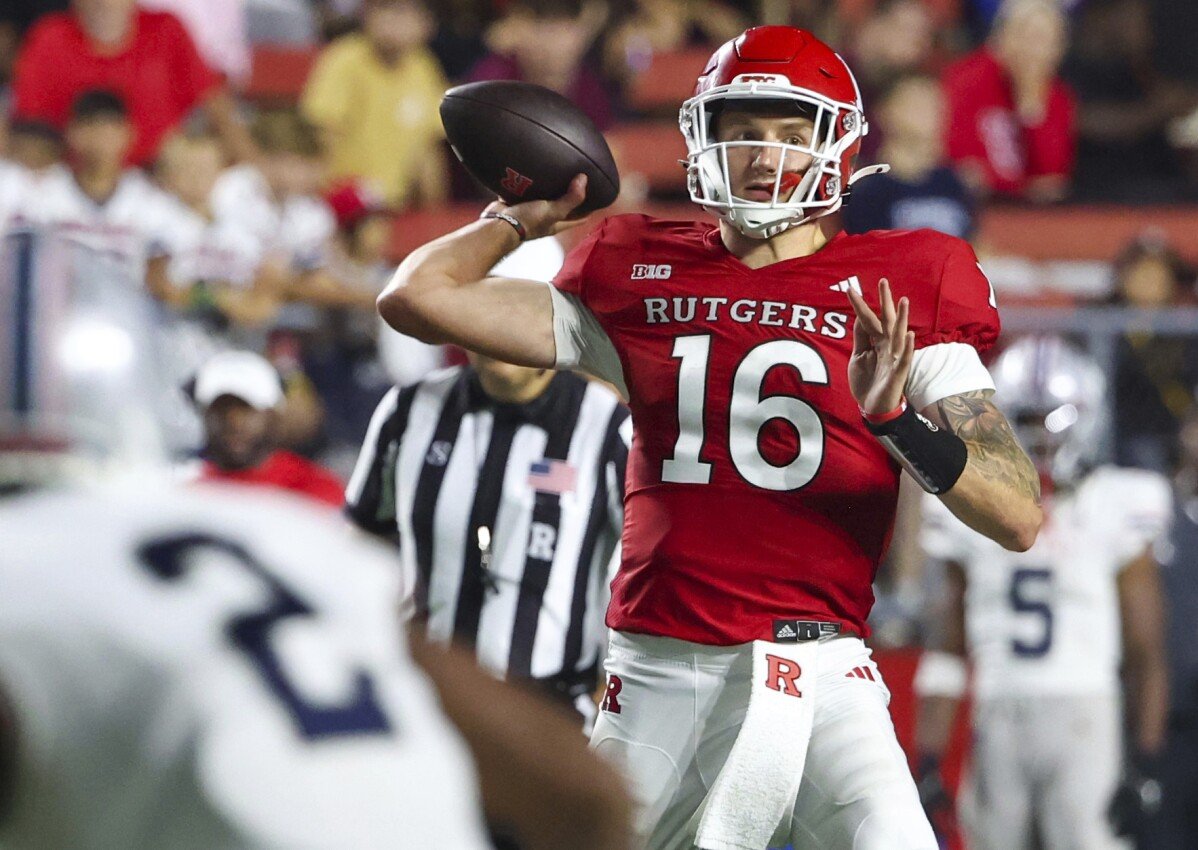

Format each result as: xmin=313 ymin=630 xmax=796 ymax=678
xmin=410 ymin=635 xmax=634 ymax=850
xmin=1127 ymin=653 xmax=1169 ymax=755
xmin=926 ymin=392 xmax=1042 ymax=551
xmin=377 ymin=219 xmax=519 ymax=339
xmin=915 ymin=694 xmax=961 ymax=760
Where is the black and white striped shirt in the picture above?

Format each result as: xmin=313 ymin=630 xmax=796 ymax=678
xmin=346 ymin=366 xmax=629 ymax=706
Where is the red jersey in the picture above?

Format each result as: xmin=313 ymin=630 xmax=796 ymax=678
xmin=198 ymin=450 xmax=345 ymax=509
xmin=553 ymin=215 xmax=999 ymax=644
xmin=13 ymin=10 xmax=220 ymax=166
xmin=943 ymin=48 xmax=1076 ymax=197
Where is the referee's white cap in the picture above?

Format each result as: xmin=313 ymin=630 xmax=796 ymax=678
xmin=194 ymin=351 xmax=283 ymax=411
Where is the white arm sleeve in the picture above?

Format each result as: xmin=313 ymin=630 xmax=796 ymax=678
xmin=905 ymin=342 xmax=995 ymax=411
xmin=547 ymin=285 xmax=628 ymax=398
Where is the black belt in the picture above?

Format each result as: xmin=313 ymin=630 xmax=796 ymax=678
xmin=772 ymin=619 xmax=841 ymax=642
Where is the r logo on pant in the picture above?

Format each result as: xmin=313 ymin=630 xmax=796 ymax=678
xmin=601 ymin=674 xmax=623 ymax=714
xmin=765 ymin=654 xmax=803 ymax=698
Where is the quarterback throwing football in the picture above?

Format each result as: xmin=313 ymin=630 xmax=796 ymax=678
xmin=380 ymin=26 xmax=1042 ymax=850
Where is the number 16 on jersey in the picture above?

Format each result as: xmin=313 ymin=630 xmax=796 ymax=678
xmin=662 ymin=335 xmax=829 ymax=492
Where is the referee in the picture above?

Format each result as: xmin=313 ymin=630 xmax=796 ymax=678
xmin=346 ymin=347 xmax=629 ymax=726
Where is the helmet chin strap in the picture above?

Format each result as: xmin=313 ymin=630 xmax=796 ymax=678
xmin=850 ymin=163 xmax=890 ymax=184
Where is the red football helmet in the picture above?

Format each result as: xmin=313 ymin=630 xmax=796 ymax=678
xmin=680 ymin=26 xmax=886 ymax=238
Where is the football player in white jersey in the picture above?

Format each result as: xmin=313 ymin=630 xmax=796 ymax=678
xmin=0 ymin=230 xmax=633 ymax=850
xmin=913 ymin=336 xmax=1170 ymax=850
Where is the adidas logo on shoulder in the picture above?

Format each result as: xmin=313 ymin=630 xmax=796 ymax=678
xmin=829 ymin=275 xmax=862 ymax=295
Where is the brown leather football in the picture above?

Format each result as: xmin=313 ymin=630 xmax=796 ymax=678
xmin=440 ymin=81 xmax=620 ymax=215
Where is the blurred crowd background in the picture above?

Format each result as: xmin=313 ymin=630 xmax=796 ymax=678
xmin=2 ymin=0 xmax=1198 ymax=634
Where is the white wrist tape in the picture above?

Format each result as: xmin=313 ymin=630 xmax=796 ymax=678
xmin=913 ymin=650 xmax=968 ymax=698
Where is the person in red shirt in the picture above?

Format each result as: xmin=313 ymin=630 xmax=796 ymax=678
xmin=191 ymin=350 xmax=345 ymax=508
xmin=12 ymin=0 xmax=256 ymax=167
xmin=943 ymin=0 xmax=1076 ymax=202
xmin=378 ymin=25 xmax=1042 ymax=849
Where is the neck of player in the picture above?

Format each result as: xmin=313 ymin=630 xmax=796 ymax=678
xmin=720 ymin=212 xmax=840 ymax=269
xmin=478 ymin=368 xmax=555 ymax=405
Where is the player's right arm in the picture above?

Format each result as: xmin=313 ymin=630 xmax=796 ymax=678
xmin=376 ymin=175 xmax=589 ymax=368
xmin=1117 ymin=544 xmax=1169 ymax=757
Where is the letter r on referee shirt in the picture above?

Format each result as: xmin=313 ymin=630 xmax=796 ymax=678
xmin=765 ymin=654 xmax=803 ymax=698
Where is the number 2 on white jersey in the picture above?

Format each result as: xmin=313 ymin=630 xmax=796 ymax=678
xmin=138 ymin=532 xmax=395 ymax=740
xmin=662 ymin=335 xmax=828 ymax=491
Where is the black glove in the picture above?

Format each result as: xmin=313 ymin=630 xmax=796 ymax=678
xmin=915 ymin=754 xmax=955 ymax=841
xmin=1108 ymin=752 xmax=1163 ymax=838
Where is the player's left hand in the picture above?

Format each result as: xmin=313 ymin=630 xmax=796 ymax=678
xmin=845 ymin=278 xmax=915 ymax=416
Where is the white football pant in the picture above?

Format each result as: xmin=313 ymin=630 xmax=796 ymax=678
xmin=960 ymin=693 xmax=1128 ymax=850
xmin=591 ymin=631 xmax=937 ymax=850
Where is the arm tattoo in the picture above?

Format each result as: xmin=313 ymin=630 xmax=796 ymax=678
xmin=933 ymin=390 xmax=1041 ymax=503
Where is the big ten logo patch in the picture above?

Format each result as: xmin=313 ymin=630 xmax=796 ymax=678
xmin=525 ymin=521 xmax=557 ymax=561
xmin=765 ymin=654 xmax=803 ymax=698
xmin=631 ymin=263 xmax=672 ymax=280
xmin=601 ymin=674 xmax=623 ymax=714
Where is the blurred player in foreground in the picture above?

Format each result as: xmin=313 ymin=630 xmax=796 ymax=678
xmin=379 ymin=24 xmax=1042 ymax=850
xmin=915 ymin=336 xmax=1170 ymax=849
xmin=0 ymin=230 xmax=632 ymax=850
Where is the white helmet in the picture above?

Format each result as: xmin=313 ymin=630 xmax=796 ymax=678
xmin=680 ymin=26 xmax=887 ymax=239
xmin=990 ymin=336 xmax=1108 ymax=486
xmin=0 ymin=229 xmax=179 ymax=490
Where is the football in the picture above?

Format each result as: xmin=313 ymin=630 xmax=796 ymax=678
xmin=439 ymin=80 xmax=620 ymax=216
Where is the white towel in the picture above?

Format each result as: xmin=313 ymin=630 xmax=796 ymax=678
xmin=696 ymin=639 xmax=819 ymax=850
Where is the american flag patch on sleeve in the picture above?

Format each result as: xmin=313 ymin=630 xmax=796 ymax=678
xmin=527 ymin=459 xmax=577 ymax=494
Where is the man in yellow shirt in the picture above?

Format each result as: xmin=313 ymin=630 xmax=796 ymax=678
xmin=301 ymin=0 xmax=449 ymax=208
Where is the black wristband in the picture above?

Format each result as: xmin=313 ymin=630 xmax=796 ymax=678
xmin=481 ymin=210 xmax=527 ymax=241
xmin=865 ymin=405 xmax=967 ymax=495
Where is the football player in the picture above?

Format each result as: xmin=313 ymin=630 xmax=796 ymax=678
xmin=378 ymin=26 xmax=1042 ymax=849
xmin=0 ymin=231 xmax=632 ymax=850
xmin=914 ymin=336 xmax=1170 ymax=849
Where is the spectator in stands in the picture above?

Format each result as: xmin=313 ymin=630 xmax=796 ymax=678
xmin=471 ymin=0 xmax=614 ymax=131
xmin=296 ymin=180 xmax=393 ymax=310
xmin=1061 ymin=0 xmax=1198 ymax=202
xmin=301 ymin=0 xmax=449 ymax=209
xmin=156 ymin=131 xmax=282 ymax=328
xmin=139 ymin=0 xmax=252 ymax=88
xmin=211 ymin=109 xmax=335 ymax=278
xmin=943 ymin=0 xmax=1076 ymax=202
xmin=0 ymin=0 xmax=67 ymax=86
xmin=6 ymin=120 xmax=62 ymax=175
xmin=189 ymin=349 xmax=345 ymax=508
xmin=427 ymin=0 xmax=493 ymax=79
xmin=20 ymin=90 xmax=183 ymax=296
xmin=601 ymin=0 xmax=746 ymax=92
xmin=1108 ymin=233 xmax=1198 ymax=473
xmin=289 ymin=181 xmax=399 ymax=467
xmin=11 ymin=0 xmax=257 ymax=167
xmin=850 ymin=0 xmax=937 ymax=101
xmin=845 ymin=74 xmax=975 ymax=240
